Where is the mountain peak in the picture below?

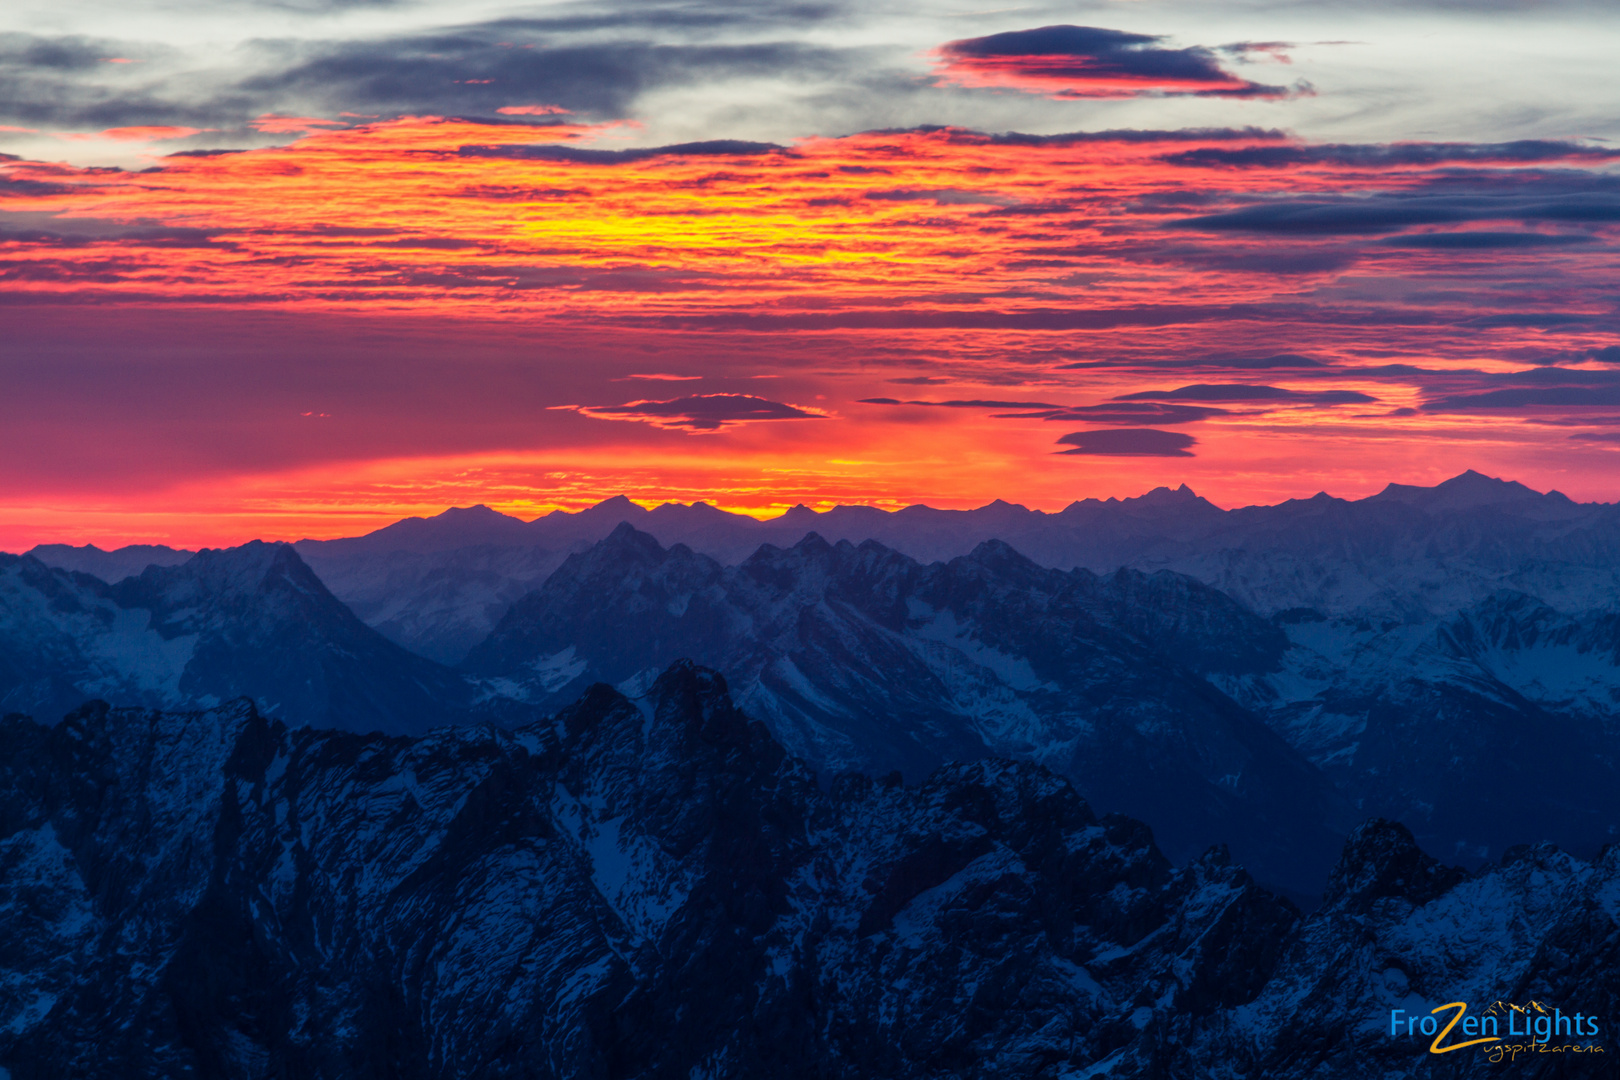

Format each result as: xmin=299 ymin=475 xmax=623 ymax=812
xmin=601 ymin=520 xmax=666 ymax=553
xmin=585 ymin=494 xmax=647 ymax=514
xmin=299 ymin=502 xmax=533 ymax=554
xmin=438 ymin=504 xmax=509 ymax=520
xmin=1120 ymin=482 xmax=1223 ymax=515
xmin=1368 ymin=469 xmax=1555 ymax=512
xmin=1321 ymin=819 xmax=1468 ymax=910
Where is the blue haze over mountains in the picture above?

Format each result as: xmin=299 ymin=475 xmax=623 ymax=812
xmin=6 ymin=470 xmax=1620 ymax=1074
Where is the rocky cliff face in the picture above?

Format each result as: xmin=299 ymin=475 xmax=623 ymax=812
xmin=1 ymin=666 xmax=1612 ymax=1079
xmin=462 ymin=525 xmax=1341 ymax=898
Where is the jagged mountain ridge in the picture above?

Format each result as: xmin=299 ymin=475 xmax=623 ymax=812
xmin=466 ymin=525 xmax=1620 ymax=894
xmin=0 ymin=542 xmax=517 ymax=735
xmin=0 ymin=666 xmax=1611 ymax=1079
xmin=464 ymin=523 xmax=1345 ymax=897
xmin=27 ymin=471 xmax=1616 ymax=663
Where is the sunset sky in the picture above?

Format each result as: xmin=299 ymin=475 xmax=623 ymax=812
xmin=4 ymin=0 xmax=1620 ymax=548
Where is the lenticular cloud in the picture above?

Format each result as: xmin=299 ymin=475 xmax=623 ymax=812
xmin=935 ymin=25 xmax=1302 ymax=99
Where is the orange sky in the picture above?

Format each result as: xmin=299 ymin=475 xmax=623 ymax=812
xmin=4 ymin=117 xmax=1620 ymax=548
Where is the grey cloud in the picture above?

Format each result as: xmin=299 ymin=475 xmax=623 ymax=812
xmin=1420 ymin=365 xmax=1620 ymax=411
xmin=1122 ymin=242 xmax=1361 ymax=275
xmin=858 ymin=398 xmax=1065 ymax=409
xmin=1380 ymin=231 xmax=1597 ymax=249
xmin=861 ymin=398 xmax=1226 ymax=425
xmin=943 ymin=126 xmax=1289 ymax=148
xmin=1468 ymin=312 xmax=1604 ymax=329
xmin=1427 ymin=387 xmax=1620 ymax=410
xmin=1116 ymin=384 xmax=1375 ymax=404
xmin=243 ymin=36 xmax=849 ymax=124
xmin=568 ymin=393 xmax=828 ymax=430
xmin=864 ymin=188 xmax=1012 ymax=206
xmin=457 ymin=140 xmax=783 ymax=164
xmin=1173 ymin=189 xmax=1620 ymax=236
xmin=0 ymin=33 xmax=254 ymax=130
xmin=1055 ymin=428 xmax=1197 ymax=456
xmin=1200 ymin=353 xmax=1326 ymax=369
xmin=1056 ymin=352 xmax=1327 ymax=372
xmin=937 ymin=26 xmax=1297 ymax=99
xmin=0 ymin=23 xmax=857 ymax=135
xmin=383 ymin=263 xmax=723 ymax=293
xmin=1164 ymin=140 xmax=1620 ymax=169
xmin=0 ymin=33 xmax=112 ymax=72
xmin=1023 ymin=403 xmax=1227 ymax=425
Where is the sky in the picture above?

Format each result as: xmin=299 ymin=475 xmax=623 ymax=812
xmin=3 ymin=0 xmax=1620 ymax=548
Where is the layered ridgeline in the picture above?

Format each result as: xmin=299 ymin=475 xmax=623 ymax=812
xmin=0 ymin=542 xmax=530 ymax=735
xmin=36 ymin=471 xmax=1610 ymax=665
xmin=1 ymin=665 xmax=1613 ymax=1079
xmin=462 ymin=525 xmax=1620 ymax=899
xmin=280 ymin=471 xmax=1620 ymax=662
xmin=463 ymin=523 xmax=1346 ymax=898
xmin=15 ymin=502 xmax=1620 ymax=900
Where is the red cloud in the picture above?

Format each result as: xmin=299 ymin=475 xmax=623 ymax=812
xmin=97 ymin=126 xmax=205 ymax=142
xmin=497 ymin=105 xmax=571 ymax=116
xmin=935 ymin=25 xmax=1306 ymax=99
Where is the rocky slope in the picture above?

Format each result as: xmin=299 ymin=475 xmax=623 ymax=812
xmin=0 ymin=542 xmax=514 ymax=735
xmin=0 ymin=665 xmax=1611 ymax=1079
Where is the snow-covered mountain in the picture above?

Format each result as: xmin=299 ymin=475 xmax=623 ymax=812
xmin=0 ymin=542 xmax=518 ymax=735
xmin=463 ymin=524 xmax=1346 ymax=897
xmin=1 ymin=666 xmax=1611 ymax=1078
xmin=464 ymin=524 xmax=1620 ymax=898
xmin=297 ymin=544 xmax=574 ymax=665
xmin=1211 ymin=588 xmax=1620 ymax=870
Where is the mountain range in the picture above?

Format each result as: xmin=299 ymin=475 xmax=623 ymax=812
xmin=1 ymin=665 xmax=1610 ymax=1078
xmin=6 ymin=471 xmax=1620 ymax=1075
xmin=12 ymin=471 xmax=1620 ymax=901
xmin=34 ymin=470 xmax=1620 ymax=664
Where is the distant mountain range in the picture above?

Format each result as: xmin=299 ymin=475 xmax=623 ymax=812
xmin=2 ymin=666 xmax=1611 ymax=1079
xmin=12 ymin=471 xmax=1620 ymax=901
xmin=32 ymin=470 xmax=1620 ymax=664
